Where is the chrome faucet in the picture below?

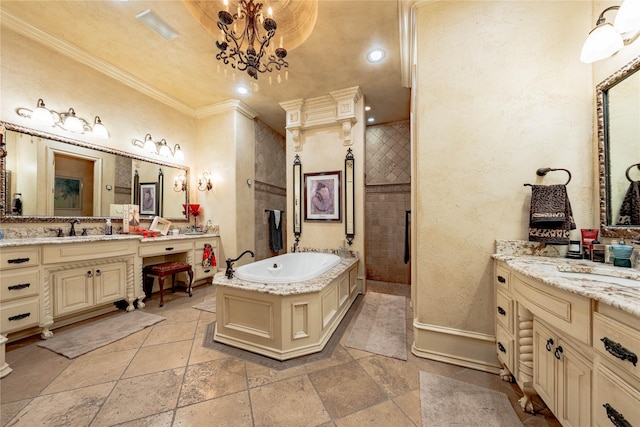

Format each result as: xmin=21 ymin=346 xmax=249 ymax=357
xmin=69 ymin=219 xmax=80 ymax=237
xmin=225 ymin=250 xmax=255 ymax=279
xmin=631 ymin=234 xmax=640 ymax=245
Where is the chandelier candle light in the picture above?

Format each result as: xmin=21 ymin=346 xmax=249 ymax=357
xmin=216 ymin=0 xmax=288 ymax=80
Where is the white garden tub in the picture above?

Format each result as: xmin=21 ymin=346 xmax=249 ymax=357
xmin=234 ymin=252 xmax=341 ymax=284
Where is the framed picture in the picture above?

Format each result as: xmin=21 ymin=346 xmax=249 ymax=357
xmin=54 ymin=176 xmax=82 ymax=210
xmin=139 ymin=182 xmax=158 ymax=216
xmin=150 ymin=216 xmax=172 ymax=236
xmin=304 ymin=171 xmax=341 ymax=222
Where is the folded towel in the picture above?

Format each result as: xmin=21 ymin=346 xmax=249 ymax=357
xmin=269 ymin=210 xmax=283 ymax=253
xmin=528 ymin=184 xmax=576 ymax=245
xmin=616 ymin=181 xmax=640 ymax=225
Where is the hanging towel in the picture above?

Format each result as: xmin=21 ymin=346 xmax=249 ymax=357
xmin=528 ymin=184 xmax=576 ymax=245
xmin=616 ymin=181 xmax=640 ymax=225
xmin=202 ymin=243 xmax=216 ymax=267
xmin=269 ymin=210 xmax=283 ymax=252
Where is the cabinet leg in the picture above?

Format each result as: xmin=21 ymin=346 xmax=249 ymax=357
xmin=518 ymin=393 xmax=535 ymax=414
xmin=0 ymin=335 xmax=12 ymax=378
xmin=499 ymin=366 xmax=513 ymax=382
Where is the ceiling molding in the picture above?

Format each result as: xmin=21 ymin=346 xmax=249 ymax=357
xmin=2 ymin=10 xmax=196 ymax=117
xmin=195 ymin=99 xmax=258 ymax=120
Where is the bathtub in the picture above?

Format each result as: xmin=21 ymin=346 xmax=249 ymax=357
xmin=234 ymin=252 xmax=341 ymax=284
xmin=213 ymin=252 xmax=360 ymax=361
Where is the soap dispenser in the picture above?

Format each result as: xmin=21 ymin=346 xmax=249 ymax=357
xmin=611 ymin=239 xmax=633 ymax=267
xmin=105 ymin=218 xmax=113 ymax=235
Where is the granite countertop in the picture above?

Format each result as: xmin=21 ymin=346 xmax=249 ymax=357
xmin=0 ymin=233 xmax=220 ymax=248
xmin=493 ymin=254 xmax=640 ymax=317
xmin=213 ymin=256 xmax=359 ymax=296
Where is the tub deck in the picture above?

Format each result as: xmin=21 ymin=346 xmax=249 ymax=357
xmin=212 ymin=256 xmax=360 ymax=360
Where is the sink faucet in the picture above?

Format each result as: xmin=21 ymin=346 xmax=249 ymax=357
xmin=631 ymin=234 xmax=640 ymax=245
xmin=69 ymin=219 xmax=80 ymax=237
xmin=225 ymin=250 xmax=255 ymax=279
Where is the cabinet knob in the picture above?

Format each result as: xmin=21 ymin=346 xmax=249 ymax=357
xmin=497 ymin=275 xmax=506 ymax=283
xmin=497 ymin=306 xmax=506 ymax=316
xmin=603 ymin=403 xmax=631 ymax=427
xmin=554 ymin=346 xmax=563 ymax=360
xmin=87 ymin=271 xmax=93 ymax=278
xmin=96 ymin=269 xmax=101 ymax=276
xmin=497 ymin=342 xmax=506 ymax=353
xmin=546 ymin=338 xmax=554 ymax=352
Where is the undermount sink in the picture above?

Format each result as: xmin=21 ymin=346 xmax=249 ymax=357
xmin=556 ymin=271 xmax=640 ymax=288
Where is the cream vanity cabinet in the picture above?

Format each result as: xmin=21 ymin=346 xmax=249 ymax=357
xmin=0 ymin=246 xmax=42 ymax=338
xmin=494 ymin=261 xmax=593 ymax=426
xmin=592 ymin=306 xmax=640 ymax=426
xmin=192 ymin=237 xmax=219 ymax=283
xmin=42 ymin=239 xmax=137 ymax=335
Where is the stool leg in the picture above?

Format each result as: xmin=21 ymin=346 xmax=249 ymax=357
xmin=171 ymin=274 xmax=176 ymax=293
xmin=158 ymin=276 xmax=165 ymax=307
xmin=187 ymin=268 xmax=193 ymax=297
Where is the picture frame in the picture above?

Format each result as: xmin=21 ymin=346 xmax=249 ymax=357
xmin=149 ymin=216 xmax=172 ymax=236
xmin=304 ymin=171 xmax=341 ymax=222
xmin=54 ymin=176 xmax=82 ymax=210
xmin=139 ymin=182 xmax=158 ymax=216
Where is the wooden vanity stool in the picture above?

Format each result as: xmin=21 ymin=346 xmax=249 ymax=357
xmin=143 ymin=261 xmax=193 ymax=307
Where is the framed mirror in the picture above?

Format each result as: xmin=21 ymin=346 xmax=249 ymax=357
xmin=597 ymin=55 xmax=640 ymax=238
xmin=0 ymin=121 xmax=189 ymax=223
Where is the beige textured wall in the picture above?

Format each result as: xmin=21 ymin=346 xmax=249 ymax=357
xmin=365 ymin=120 xmax=411 ymax=283
xmin=412 ymin=1 xmax=594 ymax=368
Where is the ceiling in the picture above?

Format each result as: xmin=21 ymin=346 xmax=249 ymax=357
xmin=1 ymin=0 xmax=410 ymax=135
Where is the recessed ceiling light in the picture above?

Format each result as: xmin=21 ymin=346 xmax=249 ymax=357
xmin=365 ymin=106 xmax=371 ymax=111
xmin=136 ymin=9 xmax=179 ymax=41
xmin=235 ymin=85 xmax=250 ymax=96
xmin=367 ymin=117 xmax=375 ymax=123
xmin=367 ymin=49 xmax=386 ymax=63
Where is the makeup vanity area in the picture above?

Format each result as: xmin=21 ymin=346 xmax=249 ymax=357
xmin=493 ymin=56 xmax=640 ymax=426
xmin=0 ymin=122 xmax=220 ymax=378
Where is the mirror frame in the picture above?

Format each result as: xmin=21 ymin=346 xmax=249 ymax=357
xmin=597 ymin=55 xmax=640 ymax=238
xmin=0 ymin=121 xmax=190 ymax=223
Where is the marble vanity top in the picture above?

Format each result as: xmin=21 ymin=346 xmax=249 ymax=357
xmin=0 ymin=232 xmax=219 ymax=248
xmin=493 ymin=254 xmax=640 ymax=317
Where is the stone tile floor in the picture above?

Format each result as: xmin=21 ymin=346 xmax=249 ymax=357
xmin=1 ymin=280 xmax=560 ymax=426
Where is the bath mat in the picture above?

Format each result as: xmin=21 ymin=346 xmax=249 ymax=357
xmin=202 ymin=295 xmax=362 ymax=370
xmin=38 ymin=311 xmax=166 ymax=359
xmin=420 ymin=372 xmax=522 ymax=426
xmin=344 ymin=291 xmax=407 ymax=360
xmin=192 ymin=297 xmax=216 ymax=313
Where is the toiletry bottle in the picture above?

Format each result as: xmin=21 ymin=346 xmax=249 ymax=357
xmin=105 ymin=218 xmax=113 ymax=235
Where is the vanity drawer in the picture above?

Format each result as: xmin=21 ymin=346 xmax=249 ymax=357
xmin=495 ymin=264 xmax=510 ymax=292
xmin=594 ymin=312 xmax=640 ymax=381
xmin=0 ymin=269 xmax=40 ymax=302
xmin=513 ymin=273 xmax=591 ymax=344
xmin=0 ymin=247 xmax=40 ymax=271
xmin=594 ymin=364 xmax=640 ymax=427
xmin=139 ymin=241 xmax=193 ymax=257
xmin=0 ymin=297 xmax=40 ymax=334
xmin=496 ymin=290 xmax=513 ymax=334
xmin=496 ymin=323 xmax=514 ymax=372
xmin=195 ymin=265 xmax=216 ymax=282
xmin=43 ymin=240 xmax=136 ymax=263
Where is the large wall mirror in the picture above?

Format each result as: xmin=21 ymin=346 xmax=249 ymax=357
xmin=0 ymin=121 xmax=189 ymax=223
xmin=597 ymin=55 xmax=640 ymax=238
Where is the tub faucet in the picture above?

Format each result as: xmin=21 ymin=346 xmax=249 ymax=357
xmin=225 ymin=250 xmax=255 ymax=279
xmin=69 ymin=219 xmax=80 ymax=237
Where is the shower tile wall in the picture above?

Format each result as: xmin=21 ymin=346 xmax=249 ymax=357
xmin=365 ymin=120 xmax=410 ymax=284
xmin=254 ymin=120 xmax=287 ymax=261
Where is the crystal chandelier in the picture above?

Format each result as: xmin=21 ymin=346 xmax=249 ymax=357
xmin=215 ymin=0 xmax=288 ymax=80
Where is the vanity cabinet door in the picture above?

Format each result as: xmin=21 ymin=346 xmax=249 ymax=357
xmin=52 ymin=268 xmax=95 ymax=316
xmin=533 ymin=320 xmax=592 ymax=427
xmin=94 ymin=263 xmax=126 ymax=305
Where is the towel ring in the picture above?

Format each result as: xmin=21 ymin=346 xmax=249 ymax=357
xmin=523 ymin=167 xmax=572 ymax=186
xmin=625 ymin=163 xmax=640 ymax=183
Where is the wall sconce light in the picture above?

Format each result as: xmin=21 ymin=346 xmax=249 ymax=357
xmin=132 ymin=133 xmax=184 ymax=160
xmin=174 ymin=173 xmax=187 ymax=192
xmin=581 ymin=0 xmax=640 ymax=63
xmin=197 ymin=172 xmax=213 ymax=191
xmin=16 ymin=98 xmax=109 ymax=138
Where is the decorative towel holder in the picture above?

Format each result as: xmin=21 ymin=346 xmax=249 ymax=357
xmin=524 ymin=167 xmax=572 ymax=186
xmin=624 ymin=163 xmax=640 ymax=182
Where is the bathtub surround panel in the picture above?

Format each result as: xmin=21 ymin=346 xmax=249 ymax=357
xmin=213 ymin=255 xmax=359 ymax=360
xmin=410 ymin=1 xmax=594 ymax=372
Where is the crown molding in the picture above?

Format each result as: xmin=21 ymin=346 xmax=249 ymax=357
xmin=2 ymin=10 xmax=196 ymax=117
xmin=195 ymin=100 xmax=258 ymax=120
